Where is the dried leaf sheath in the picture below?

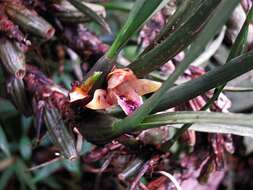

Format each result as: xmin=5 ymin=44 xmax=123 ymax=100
xmin=5 ymin=3 xmax=55 ymax=39
xmin=43 ymin=103 xmax=77 ymax=160
xmin=0 ymin=38 xmax=26 ymax=79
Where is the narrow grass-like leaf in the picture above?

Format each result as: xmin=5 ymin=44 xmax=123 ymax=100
xmin=19 ymin=136 xmax=32 ymax=160
xmin=15 ymin=159 xmax=37 ymax=190
xmin=160 ymin=1 xmax=246 ymax=151
xmin=171 ymin=123 xmax=253 ymax=138
xmin=103 ymin=1 xmax=133 ymax=12
xmin=0 ymin=126 xmax=11 ymax=157
xmin=224 ymin=86 xmax=253 ymax=92
xmin=142 ymin=0 xmax=203 ymax=54
xmin=0 ymin=165 xmax=15 ymax=190
xmin=67 ymin=0 xmax=111 ymax=33
xmin=191 ymin=26 xmax=226 ymax=67
xmin=202 ymin=5 xmax=253 ymax=110
xmin=139 ymin=111 xmax=253 ymax=152
xmin=137 ymin=112 xmax=253 ymax=130
xmin=106 ymin=0 xmax=169 ymax=58
xmin=155 ymin=51 xmax=253 ymax=112
xmin=129 ymin=0 xmax=222 ymax=77
xmin=182 ymin=0 xmax=239 ymax=68
xmin=33 ymin=161 xmax=62 ymax=182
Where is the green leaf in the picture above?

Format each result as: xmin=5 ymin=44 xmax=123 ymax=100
xmin=142 ymin=0 xmax=204 ymax=54
xmin=67 ymin=0 xmax=111 ymax=33
xmin=0 ymin=125 xmax=11 ymax=157
xmin=19 ymin=136 xmax=32 ymax=160
xmin=15 ymin=159 xmax=37 ymax=190
xmin=129 ymin=0 xmax=222 ymax=77
xmin=33 ymin=161 xmax=62 ymax=182
xmin=183 ymin=0 xmax=239 ymax=68
xmin=155 ymin=51 xmax=253 ymax=112
xmin=21 ymin=116 xmax=33 ymax=134
xmin=224 ymin=86 xmax=253 ymax=92
xmin=0 ymin=99 xmax=19 ymax=120
xmin=106 ymin=0 xmax=168 ymax=58
xmin=62 ymin=159 xmax=80 ymax=174
xmin=159 ymin=0 xmax=243 ymax=151
xmin=0 ymin=165 xmax=15 ymax=190
xmin=138 ymin=111 xmax=253 ymax=131
xmin=140 ymin=111 xmax=253 ymax=152
xmin=202 ymin=4 xmax=253 ymax=110
xmin=171 ymin=123 xmax=253 ymax=138
xmin=103 ymin=1 xmax=133 ymax=12
xmin=40 ymin=177 xmax=61 ymax=189
xmin=228 ymin=6 xmax=253 ymax=60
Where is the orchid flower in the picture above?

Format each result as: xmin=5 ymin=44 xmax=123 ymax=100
xmin=69 ymin=68 xmax=161 ymax=115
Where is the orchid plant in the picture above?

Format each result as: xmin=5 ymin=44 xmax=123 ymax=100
xmin=1 ymin=0 xmax=253 ymax=189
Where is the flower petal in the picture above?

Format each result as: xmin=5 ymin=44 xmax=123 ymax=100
xmin=69 ymin=72 xmax=102 ymax=103
xmin=69 ymin=87 xmax=88 ymax=102
xmin=128 ymin=79 xmax=161 ymax=96
xmin=107 ymin=68 xmax=137 ymax=89
xmin=86 ymin=89 xmax=112 ymax=109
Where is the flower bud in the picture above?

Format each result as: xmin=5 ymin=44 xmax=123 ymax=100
xmin=6 ymin=76 xmax=31 ymax=116
xmin=43 ymin=103 xmax=77 ymax=160
xmin=0 ymin=38 xmax=26 ymax=79
xmin=5 ymin=4 xmax=55 ymax=39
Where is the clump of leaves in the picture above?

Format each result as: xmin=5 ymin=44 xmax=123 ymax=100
xmin=1 ymin=0 xmax=253 ymax=190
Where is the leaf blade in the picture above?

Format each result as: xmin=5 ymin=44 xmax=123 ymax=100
xmin=130 ymin=0 xmax=222 ymax=77
xmin=0 ymin=125 xmax=11 ymax=157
